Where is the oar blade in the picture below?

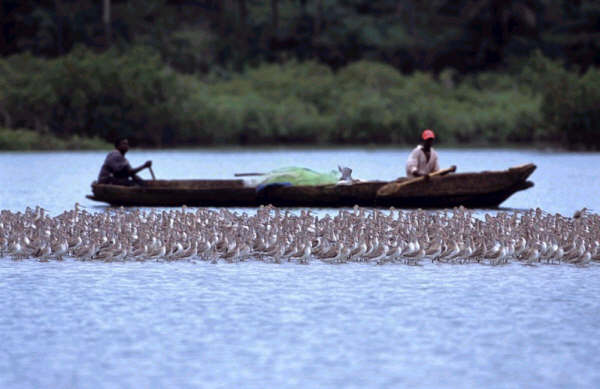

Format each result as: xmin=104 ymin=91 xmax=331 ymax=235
xmin=376 ymin=165 xmax=456 ymax=197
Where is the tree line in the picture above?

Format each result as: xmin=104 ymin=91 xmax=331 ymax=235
xmin=0 ymin=1 xmax=598 ymax=149
xmin=1 ymin=48 xmax=598 ymax=149
xmin=2 ymin=0 xmax=598 ymax=73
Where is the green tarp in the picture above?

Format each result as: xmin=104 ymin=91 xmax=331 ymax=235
xmin=258 ymin=167 xmax=340 ymax=187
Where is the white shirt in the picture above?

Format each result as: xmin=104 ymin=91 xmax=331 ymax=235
xmin=405 ymin=145 xmax=440 ymax=178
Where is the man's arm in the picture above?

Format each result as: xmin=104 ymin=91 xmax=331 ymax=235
xmin=406 ymin=149 xmax=420 ymax=177
xmin=432 ymin=151 xmax=440 ymax=173
xmin=129 ymin=161 xmax=152 ymax=176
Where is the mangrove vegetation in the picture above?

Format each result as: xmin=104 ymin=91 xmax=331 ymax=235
xmin=1 ymin=1 xmax=599 ymax=149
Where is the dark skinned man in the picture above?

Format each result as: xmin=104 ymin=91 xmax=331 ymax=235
xmin=405 ymin=129 xmax=440 ymax=178
xmin=97 ymin=138 xmax=152 ymax=186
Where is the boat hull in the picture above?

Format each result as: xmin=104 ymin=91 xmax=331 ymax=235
xmin=87 ymin=164 xmax=536 ymax=208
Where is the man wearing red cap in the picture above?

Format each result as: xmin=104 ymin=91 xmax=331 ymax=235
xmin=405 ymin=129 xmax=440 ymax=178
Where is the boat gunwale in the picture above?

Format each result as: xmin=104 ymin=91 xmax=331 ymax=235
xmin=91 ymin=163 xmax=536 ymax=192
xmin=88 ymin=163 xmax=536 ymax=208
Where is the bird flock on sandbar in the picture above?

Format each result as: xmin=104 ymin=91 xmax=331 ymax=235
xmin=1 ymin=204 xmax=599 ymax=265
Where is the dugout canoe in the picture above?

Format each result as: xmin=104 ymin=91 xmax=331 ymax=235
xmin=86 ymin=163 xmax=536 ymax=208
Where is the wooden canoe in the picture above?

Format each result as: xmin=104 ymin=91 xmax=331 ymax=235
xmin=86 ymin=163 xmax=536 ymax=208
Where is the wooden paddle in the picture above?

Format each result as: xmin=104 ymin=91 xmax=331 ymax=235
xmin=149 ymin=166 xmax=156 ymax=180
xmin=234 ymin=172 xmax=265 ymax=177
xmin=377 ymin=165 xmax=457 ymax=197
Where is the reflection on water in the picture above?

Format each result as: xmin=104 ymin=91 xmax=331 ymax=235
xmin=1 ymin=148 xmax=599 ymax=388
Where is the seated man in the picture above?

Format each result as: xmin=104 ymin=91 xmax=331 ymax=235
xmin=405 ymin=129 xmax=440 ymax=178
xmin=97 ymin=137 xmax=152 ymax=186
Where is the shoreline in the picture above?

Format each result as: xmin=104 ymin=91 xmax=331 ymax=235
xmin=0 ymin=133 xmax=583 ymax=153
xmin=0 ymin=128 xmax=592 ymax=153
xmin=0 ymin=143 xmax=586 ymax=153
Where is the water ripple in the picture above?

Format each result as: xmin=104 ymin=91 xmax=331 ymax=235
xmin=1 ymin=260 xmax=599 ymax=388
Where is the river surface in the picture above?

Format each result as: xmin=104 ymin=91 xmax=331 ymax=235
xmin=1 ymin=148 xmax=599 ymax=389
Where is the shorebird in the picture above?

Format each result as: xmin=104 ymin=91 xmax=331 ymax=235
xmin=573 ymin=207 xmax=588 ymax=219
xmin=323 ymin=243 xmax=349 ymax=264
xmin=403 ymin=244 xmax=425 ymax=265
xmin=296 ymin=241 xmax=312 ymax=264
xmin=571 ymin=250 xmax=591 ymax=265
xmin=1 ymin=204 xmax=599 ymax=266
xmin=51 ymin=239 xmax=69 ymax=260
xmin=424 ymin=239 xmax=443 ymax=261
xmin=522 ymin=244 xmax=540 ymax=266
xmin=485 ymin=241 xmax=507 ymax=266
xmin=438 ymin=240 xmax=460 ymax=263
xmin=348 ymin=238 xmax=368 ymax=262
xmin=9 ymin=238 xmax=28 ymax=260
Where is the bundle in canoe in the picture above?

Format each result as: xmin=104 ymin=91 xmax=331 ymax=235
xmin=86 ymin=163 xmax=536 ymax=208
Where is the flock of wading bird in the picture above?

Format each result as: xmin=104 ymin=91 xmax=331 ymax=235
xmin=0 ymin=204 xmax=598 ymax=266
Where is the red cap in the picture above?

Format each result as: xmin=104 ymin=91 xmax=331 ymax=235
xmin=422 ymin=129 xmax=435 ymax=140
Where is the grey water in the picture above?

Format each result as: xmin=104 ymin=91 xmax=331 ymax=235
xmin=1 ymin=148 xmax=600 ymax=389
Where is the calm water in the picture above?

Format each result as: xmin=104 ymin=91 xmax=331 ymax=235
xmin=0 ymin=148 xmax=599 ymax=215
xmin=1 ymin=148 xmax=600 ymax=389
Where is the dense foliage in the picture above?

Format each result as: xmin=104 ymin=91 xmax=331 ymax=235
xmin=0 ymin=128 xmax=110 ymax=150
xmin=1 ymin=48 xmax=597 ymax=149
xmin=2 ymin=1 xmax=599 ymax=72
xmin=0 ymin=1 xmax=598 ymax=149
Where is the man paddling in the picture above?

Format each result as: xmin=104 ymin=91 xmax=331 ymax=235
xmin=97 ymin=137 xmax=152 ymax=186
xmin=405 ymin=129 xmax=440 ymax=178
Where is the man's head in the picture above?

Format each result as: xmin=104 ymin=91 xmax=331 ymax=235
xmin=115 ymin=137 xmax=129 ymax=154
xmin=421 ymin=129 xmax=435 ymax=150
